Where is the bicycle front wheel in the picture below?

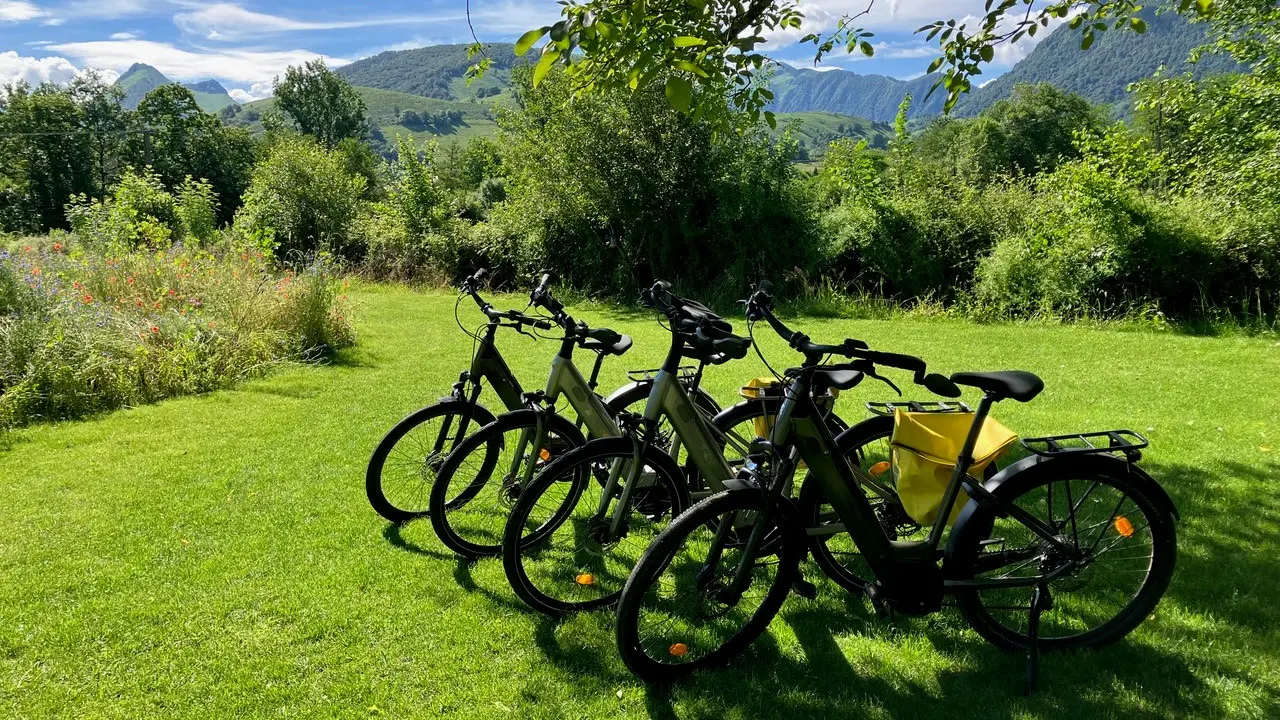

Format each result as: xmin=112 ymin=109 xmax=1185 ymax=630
xmin=616 ymin=489 xmax=805 ymax=684
xmin=430 ymin=410 xmax=585 ymax=558
xmin=366 ymin=401 xmax=496 ymax=523
xmin=502 ymin=437 xmax=689 ymax=616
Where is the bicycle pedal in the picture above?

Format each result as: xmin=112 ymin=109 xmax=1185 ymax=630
xmin=792 ymin=578 xmax=818 ymax=600
xmin=864 ymin=583 xmax=893 ymax=620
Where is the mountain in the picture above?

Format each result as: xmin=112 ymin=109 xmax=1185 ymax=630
xmin=114 ymin=63 xmax=236 ymax=113
xmin=767 ymin=66 xmax=945 ymax=121
xmin=335 ymin=43 xmax=522 ymax=102
xmin=955 ymin=8 xmax=1239 ymax=116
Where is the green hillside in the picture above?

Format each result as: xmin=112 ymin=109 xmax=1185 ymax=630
xmin=773 ymin=111 xmax=893 ymax=159
xmin=114 ymin=63 xmax=236 ymax=112
xmin=955 ymin=8 xmax=1239 ymax=116
xmin=224 ymin=86 xmax=505 ymax=149
xmin=767 ymin=67 xmax=946 ymax=121
xmin=334 ymin=43 xmax=522 ymax=102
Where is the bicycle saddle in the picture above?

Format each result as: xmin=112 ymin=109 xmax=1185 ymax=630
xmin=814 ymin=367 xmax=864 ymax=393
xmin=951 ymin=371 xmax=1044 ymax=402
xmin=580 ymin=331 xmax=634 ymax=356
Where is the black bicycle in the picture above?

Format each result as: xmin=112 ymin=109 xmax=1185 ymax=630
xmin=615 ymin=281 xmax=1178 ymax=693
xmin=365 ymin=270 xmax=718 ymax=524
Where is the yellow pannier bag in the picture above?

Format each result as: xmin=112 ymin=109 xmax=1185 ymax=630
xmin=891 ymin=408 xmax=1018 ymax=526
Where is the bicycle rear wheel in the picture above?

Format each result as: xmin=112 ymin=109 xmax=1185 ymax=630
xmin=615 ymin=489 xmax=804 ymax=684
xmin=948 ymin=458 xmax=1177 ymax=652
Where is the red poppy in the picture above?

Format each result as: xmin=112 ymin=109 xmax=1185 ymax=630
xmin=150 ymin=326 xmax=159 ymax=334
xmin=53 ymin=242 xmax=63 ymax=251
xmin=83 ymin=294 xmax=92 ymax=304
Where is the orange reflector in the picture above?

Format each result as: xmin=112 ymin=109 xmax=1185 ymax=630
xmin=669 ymin=643 xmax=689 ymax=657
xmin=575 ymin=573 xmax=595 ymax=586
xmin=539 ymin=449 xmax=551 ymax=462
xmin=1114 ymin=516 xmax=1135 ymax=538
xmin=869 ymin=461 xmax=891 ymax=477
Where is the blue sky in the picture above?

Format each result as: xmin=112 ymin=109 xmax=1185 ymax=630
xmin=0 ymin=1 xmax=1051 ymax=102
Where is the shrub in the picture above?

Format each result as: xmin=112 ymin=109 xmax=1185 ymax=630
xmin=974 ymin=160 xmax=1219 ymax=318
xmin=496 ymin=68 xmax=821 ymax=297
xmin=0 ymin=239 xmax=353 ymax=432
xmin=65 ymin=168 xmax=221 ymax=251
xmin=234 ymin=136 xmax=366 ymax=260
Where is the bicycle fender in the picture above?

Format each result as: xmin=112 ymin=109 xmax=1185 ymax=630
xmin=945 ymin=453 xmax=1179 ymax=574
xmin=603 ymin=381 xmax=651 ymax=410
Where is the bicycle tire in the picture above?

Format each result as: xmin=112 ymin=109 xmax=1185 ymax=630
xmin=616 ymin=488 xmax=805 ymax=684
xmin=365 ymin=401 xmax=497 ymax=524
xmin=429 ymin=410 xmax=585 ymax=558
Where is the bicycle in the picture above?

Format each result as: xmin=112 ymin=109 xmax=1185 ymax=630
xmin=615 ymin=281 xmax=1178 ymax=694
xmin=427 ymin=274 xmax=729 ymax=558
xmin=366 ymin=270 xmax=714 ymax=524
xmin=498 ymin=281 xmax=862 ymax=617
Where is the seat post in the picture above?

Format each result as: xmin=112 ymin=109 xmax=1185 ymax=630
xmin=926 ymin=393 xmax=996 ymax=547
xmin=587 ymin=350 xmax=606 ymax=391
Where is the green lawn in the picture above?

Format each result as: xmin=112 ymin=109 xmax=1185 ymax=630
xmin=2 ymin=284 xmax=1278 ymax=719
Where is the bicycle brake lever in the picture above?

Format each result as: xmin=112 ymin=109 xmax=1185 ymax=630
xmin=868 ymin=370 xmax=902 ymax=397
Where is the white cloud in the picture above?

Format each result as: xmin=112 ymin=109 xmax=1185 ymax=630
xmin=174 ymin=3 xmax=465 ymax=41
xmin=24 ymin=39 xmax=53 ymax=46
xmin=0 ymin=51 xmax=78 ymax=86
xmin=0 ymin=0 xmax=43 ymax=22
xmin=63 ymin=0 xmax=150 ymax=19
xmin=227 ymin=81 xmax=272 ymax=104
xmin=46 ymin=38 xmax=349 ymax=85
xmin=109 ymin=31 xmax=137 ymax=40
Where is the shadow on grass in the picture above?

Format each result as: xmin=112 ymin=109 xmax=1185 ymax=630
xmin=515 ymin=458 xmax=1278 ymax=719
xmin=381 ymin=521 xmax=456 ymax=562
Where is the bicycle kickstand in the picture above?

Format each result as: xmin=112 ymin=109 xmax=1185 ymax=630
xmin=1024 ymin=582 xmax=1052 ymax=696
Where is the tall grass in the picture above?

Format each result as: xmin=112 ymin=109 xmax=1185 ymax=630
xmin=0 ymin=235 xmax=354 ymax=432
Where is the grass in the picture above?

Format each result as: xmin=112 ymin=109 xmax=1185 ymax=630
xmin=2 ymin=283 xmax=1278 ymax=718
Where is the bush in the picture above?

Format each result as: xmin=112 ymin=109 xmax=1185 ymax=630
xmin=495 ymin=68 xmax=821 ymax=297
xmin=822 ymin=174 xmax=1032 ymax=301
xmin=974 ymin=160 xmax=1219 ymax=318
xmin=234 ymin=136 xmax=367 ymax=260
xmin=66 ymin=168 xmax=221 ymax=251
xmin=0 ymin=239 xmax=353 ymax=432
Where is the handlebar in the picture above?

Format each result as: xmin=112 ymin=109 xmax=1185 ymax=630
xmin=744 ymin=279 xmax=960 ymax=398
xmin=529 ymin=271 xmax=565 ymax=317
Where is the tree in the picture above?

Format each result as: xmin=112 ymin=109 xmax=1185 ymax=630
xmin=492 ymin=0 xmax=1216 ymax=127
xmin=68 ymin=70 xmax=127 ymax=197
xmin=0 ymin=83 xmax=94 ymax=231
xmin=129 ymin=84 xmax=255 ymax=223
xmin=235 ymin=135 xmax=367 ymax=259
xmin=274 ymin=60 xmax=368 ymax=149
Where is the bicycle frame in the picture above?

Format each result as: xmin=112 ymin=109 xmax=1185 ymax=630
xmin=592 ymin=336 xmax=737 ymax=537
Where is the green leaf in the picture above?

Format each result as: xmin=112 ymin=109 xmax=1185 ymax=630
xmin=859 ymin=41 xmax=874 ymax=57
xmin=674 ymin=60 xmax=709 ymax=78
xmin=533 ymin=49 xmax=561 ymax=87
xmin=980 ymin=44 xmax=994 ymax=62
xmin=1130 ymin=17 xmax=1146 ymax=32
xmin=764 ymin=110 xmax=777 ymax=130
xmin=673 ymin=36 xmax=707 ymax=47
xmin=514 ymin=27 xmax=549 ymax=56
xmin=665 ymin=74 xmax=693 ymax=112
xmin=1081 ymin=32 xmax=1094 ymax=51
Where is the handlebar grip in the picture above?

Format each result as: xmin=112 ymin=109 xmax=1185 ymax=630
xmin=756 ymin=279 xmax=773 ymax=295
xmin=473 ymin=268 xmax=489 ymax=283
xmin=862 ymin=350 xmax=926 ymax=374
xmin=713 ymin=336 xmax=751 ymax=359
xmin=842 ymin=338 xmax=869 ymax=355
xmin=921 ymin=373 xmax=962 ymax=398
xmin=534 ymin=272 xmax=554 ymax=295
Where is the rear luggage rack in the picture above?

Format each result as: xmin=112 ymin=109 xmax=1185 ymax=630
xmin=1021 ymin=430 xmax=1148 ymax=461
xmin=867 ymin=401 xmax=973 ymax=416
xmin=627 ymin=366 xmax=699 ymax=383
